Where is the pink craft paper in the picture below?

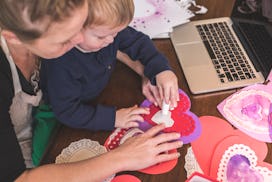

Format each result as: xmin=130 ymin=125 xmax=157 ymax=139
xmin=141 ymin=89 xmax=201 ymax=144
xmin=191 ymin=116 xmax=238 ymax=175
xmin=217 ymin=83 xmax=272 ymax=142
xmin=104 ymin=128 xmax=178 ymax=175
xmin=191 ymin=116 xmax=272 ymax=180
xmin=111 ymin=175 xmax=141 ymax=182
xmin=209 ymin=135 xmax=269 ymax=180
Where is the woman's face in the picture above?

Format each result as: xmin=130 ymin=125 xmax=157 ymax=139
xmin=23 ymin=2 xmax=88 ymax=59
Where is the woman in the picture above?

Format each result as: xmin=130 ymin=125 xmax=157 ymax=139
xmin=0 ymin=0 xmax=182 ymax=181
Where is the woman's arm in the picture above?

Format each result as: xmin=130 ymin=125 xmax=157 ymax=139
xmin=17 ymin=124 xmax=182 ymax=182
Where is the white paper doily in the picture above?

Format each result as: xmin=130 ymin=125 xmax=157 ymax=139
xmin=55 ymin=139 xmax=114 ymax=182
xmin=184 ymin=146 xmax=203 ymax=178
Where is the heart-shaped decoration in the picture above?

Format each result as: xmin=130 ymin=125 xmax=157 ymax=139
xmin=141 ymin=89 xmax=201 ymax=144
xmin=191 ymin=116 xmax=272 ymax=181
xmin=111 ymin=175 xmax=141 ymax=182
xmin=217 ymin=84 xmax=272 ymax=142
xmin=213 ymin=142 xmax=272 ymax=182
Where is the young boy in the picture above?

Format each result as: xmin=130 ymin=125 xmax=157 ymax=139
xmin=40 ymin=0 xmax=179 ymax=131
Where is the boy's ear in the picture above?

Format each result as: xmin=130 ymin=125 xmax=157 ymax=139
xmin=1 ymin=30 xmax=23 ymax=45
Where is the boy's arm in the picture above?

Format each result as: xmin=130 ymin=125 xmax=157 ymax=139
xmin=117 ymin=50 xmax=144 ymax=77
xmin=117 ymin=27 xmax=179 ymax=108
xmin=117 ymin=51 xmax=162 ymax=106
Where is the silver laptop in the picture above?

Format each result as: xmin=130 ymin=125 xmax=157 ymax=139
xmin=170 ymin=0 xmax=272 ymax=94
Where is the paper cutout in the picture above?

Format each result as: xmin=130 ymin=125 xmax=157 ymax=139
xmin=55 ymin=139 xmax=107 ymax=163
xmin=111 ymin=175 xmax=141 ymax=182
xmin=55 ymin=139 xmax=114 ymax=182
xmin=186 ymin=172 xmax=218 ymax=182
xmin=131 ymin=0 xmax=194 ymax=38
xmin=151 ymin=101 xmax=175 ymax=127
xmin=217 ymin=83 xmax=272 ymax=142
xmin=190 ymin=116 xmax=272 ymax=181
xmin=184 ymin=147 xmax=203 ymax=178
xmin=221 ymin=146 xmax=267 ymax=181
xmin=141 ymin=89 xmax=201 ymax=144
xmin=104 ymin=127 xmax=178 ymax=174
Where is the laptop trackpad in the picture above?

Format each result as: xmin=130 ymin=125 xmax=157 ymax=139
xmin=175 ymin=43 xmax=211 ymax=67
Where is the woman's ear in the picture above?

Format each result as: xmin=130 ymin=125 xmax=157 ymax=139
xmin=1 ymin=30 xmax=23 ymax=45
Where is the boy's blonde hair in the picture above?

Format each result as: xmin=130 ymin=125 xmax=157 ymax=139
xmin=87 ymin=0 xmax=134 ymax=28
xmin=0 ymin=0 xmax=85 ymax=42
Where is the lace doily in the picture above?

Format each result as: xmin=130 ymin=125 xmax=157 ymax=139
xmin=217 ymin=144 xmax=272 ymax=182
xmin=184 ymin=147 xmax=203 ymax=178
xmin=56 ymin=139 xmax=114 ymax=182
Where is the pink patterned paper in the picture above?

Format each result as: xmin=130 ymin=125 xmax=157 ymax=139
xmin=217 ymin=83 xmax=272 ymax=142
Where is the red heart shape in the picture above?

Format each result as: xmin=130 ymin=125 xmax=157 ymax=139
xmin=191 ymin=116 xmax=272 ymax=180
xmin=142 ymin=91 xmax=197 ymax=137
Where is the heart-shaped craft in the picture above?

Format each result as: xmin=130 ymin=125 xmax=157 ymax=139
xmin=141 ymin=89 xmax=201 ymax=144
xmin=191 ymin=116 xmax=272 ymax=181
xmin=111 ymin=175 xmax=141 ymax=182
xmin=211 ymin=137 xmax=272 ymax=181
xmin=104 ymin=127 xmax=178 ymax=175
xmin=217 ymin=84 xmax=272 ymax=142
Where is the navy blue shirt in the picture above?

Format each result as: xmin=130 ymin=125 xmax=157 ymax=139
xmin=41 ymin=26 xmax=171 ymax=131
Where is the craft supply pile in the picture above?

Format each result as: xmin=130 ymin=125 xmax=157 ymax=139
xmin=130 ymin=0 xmax=207 ymax=38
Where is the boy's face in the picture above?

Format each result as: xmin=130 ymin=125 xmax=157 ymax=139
xmin=76 ymin=24 xmax=127 ymax=53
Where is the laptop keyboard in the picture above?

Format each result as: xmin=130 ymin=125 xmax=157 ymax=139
xmin=196 ymin=22 xmax=256 ymax=83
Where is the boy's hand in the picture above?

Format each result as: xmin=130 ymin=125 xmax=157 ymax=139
xmin=142 ymin=76 xmax=162 ymax=107
xmin=155 ymin=70 xmax=179 ymax=109
xmin=115 ymin=105 xmax=150 ymax=128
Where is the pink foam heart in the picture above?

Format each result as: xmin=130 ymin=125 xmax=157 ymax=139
xmin=141 ymin=89 xmax=201 ymax=144
xmin=191 ymin=116 xmax=238 ymax=175
xmin=217 ymin=84 xmax=272 ymax=142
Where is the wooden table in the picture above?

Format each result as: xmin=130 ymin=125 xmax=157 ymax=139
xmin=41 ymin=0 xmax=272 ymax=181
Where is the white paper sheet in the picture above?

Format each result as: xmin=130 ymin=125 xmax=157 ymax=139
xmin=130 ymin=0 xmax=207 ymax=38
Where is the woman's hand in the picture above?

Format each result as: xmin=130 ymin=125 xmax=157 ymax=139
xmin=112 ymin=124 xmax=183 ymax=171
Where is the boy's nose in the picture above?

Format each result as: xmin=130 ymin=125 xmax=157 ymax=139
xmin=70 ymin=32 xmax=84 ymax=45
xmin=105 ymin=35 xmax=114 ymax=44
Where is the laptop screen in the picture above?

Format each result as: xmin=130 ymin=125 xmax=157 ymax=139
xmin=231 ymin=0 xmax=272 ymax=23
xmin=230 ymin=0 xmax=272 ymax=78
